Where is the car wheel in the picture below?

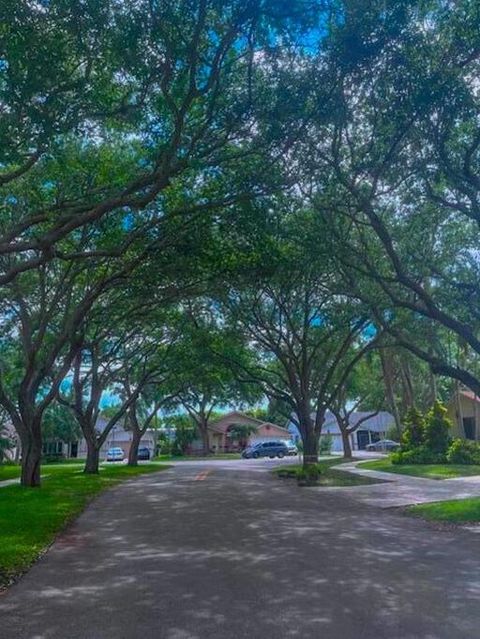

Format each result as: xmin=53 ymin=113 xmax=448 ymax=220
xmin=252 ymin=451 xmax=259 ymax=459
xmin=277 ymin=451 xmax=285 ymax=459
xmin=269 ymin=455 xmax=275 ymax=459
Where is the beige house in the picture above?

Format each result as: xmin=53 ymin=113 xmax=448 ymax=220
xmin=189 ymin=411 xmax=292 ymax=454
xmin=447 ymin=390 xmax=480 ymax=441
xmin=42 ymin=417 xmax=157 ymax=460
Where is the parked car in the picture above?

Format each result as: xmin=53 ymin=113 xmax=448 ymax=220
xmin=366 ymin=439 xmax=400 ymax=452
xmin=284 ymin=441 xmax=299 ymax=456
xmin=106 ymin=447 xmax=125 ymax=462
xmin=137 ymin=447 xmax=151 ymax=460
xmin=242 ymin=440 xmax=293 ymax=459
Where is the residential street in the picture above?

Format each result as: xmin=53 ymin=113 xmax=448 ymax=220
xmin=2 ymin=461 xmax=480 ymax=639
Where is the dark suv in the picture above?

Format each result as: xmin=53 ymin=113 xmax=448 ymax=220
xmin=137 ymin=447 xmax=151 ymax=460
xmin=242 ymin=441 xmax=292 ymax=459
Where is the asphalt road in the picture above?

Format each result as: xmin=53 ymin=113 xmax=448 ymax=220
xmin=1 ymin=460 xmax=480 ymax=639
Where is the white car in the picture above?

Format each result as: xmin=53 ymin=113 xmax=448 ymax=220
xmin=106 ymin=447 xmax=125 ymax=462
xmin=366 ymin=439 xmax=400 ymax=452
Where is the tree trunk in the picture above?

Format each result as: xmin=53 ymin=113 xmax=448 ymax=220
xmin=429 ymin=369 xmax=437 ymax=405
xmin=400 ymin=359 xmax=415 ymax=411
xmin=341 ymin=428 xmax=353 ymax=459
xmin=302 ymin=429 xmax=319 ymax=467
xmin=84 ymin=439 xmax=100 ymax=474
xmin=380 ymin=348 xmax=402 ymax=438
xmin=20 ymin=428 xmax=42 ymax=487
xmin=199 ymin=419 xmax=210 ymax=456
xmin=128 ymin=430 xmax=142 ymax=466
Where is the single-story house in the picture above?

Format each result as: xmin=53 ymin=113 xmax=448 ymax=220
xmin=188 ymin=411 xmax=292 ymax=454
xmin=287 ymin=410 xmax=395 ymax=453
xmin=43 ymin=417 xmax=156 ymax=460
xmin=447 ymin=390 xmax=480 ymax=441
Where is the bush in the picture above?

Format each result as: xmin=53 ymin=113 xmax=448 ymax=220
xmin=297 ymin=464 xmax=321 ymax=484
xmin=319 ymin=434 xmax=333 ymax=455
xmin=401 ymin=407 xmax=425 ymax=450
xmin=393 ymin=401 xmax=451 ymax=465
xmin=42 ymin=453 xmax=66 ymax=464
xmin=391 ymin=446 xmax=447 ymax=465
xmin=424 ymin=401 xmax=451 ymax=454
xmin=447 ymin=439 xmax=480 ymax=465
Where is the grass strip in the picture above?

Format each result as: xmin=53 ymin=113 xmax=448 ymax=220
xmin=0 ymin=463 xmax=170 ymax=589
xmin=273 ymin=458 xmax=380 ymax=486
xmin=407 ymin=498 xmax=480 ymax=523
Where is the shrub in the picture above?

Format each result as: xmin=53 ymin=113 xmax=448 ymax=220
xmin=0 ymin=426 xmax=14 ymax=463
xmin=447 ymin=439 xmax=480 ymax=465
xmin=424 ymin=401 xmax=451 ymax=454
xmin=0 ymin=459 xmax=17 ymax=466
xmin=391 ymin=446 xmax=447 ymax=465
xmin=401 ymin=407 xmax=425 ymax=451
xmin=390 ymin=451 xmax=402 ymax=465
xmin=394 ymin=401 xmax=451 ymax=464
xmin=319 ymin=434 xmax=333 ymax=455
xmin=42 ymin=453 xmax=66 ymax=464
xmin=297 ymin=464 xmax=321 ymax=483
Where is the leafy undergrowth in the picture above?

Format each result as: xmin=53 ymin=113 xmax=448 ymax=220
xmin=407 ymin=498 xmax=480 ymax=523
xmin=0 ymin=463 xmax=170 ymax=590
xmin=273 ymin=458 xmax=380 ymax=486
xmin=360 ymin=458 xmax=480 ymax=480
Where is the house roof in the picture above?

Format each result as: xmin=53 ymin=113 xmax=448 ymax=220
xmin=459 ymin=390 xmax=480 ymax=403
xmin=208 ymin=411 xmax=290 ymax=435
xmin=208 ymin=411 xmax=263 ymax=433
xmin=257 ymin=422 xmax=291 ymax=435
xmin=93 ymin=417 xmax=156 ymax=442
xmin=288 ymin=410 xmax=394 ymax=435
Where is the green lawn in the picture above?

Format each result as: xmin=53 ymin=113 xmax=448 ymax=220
xmin=0 ymin=464 xmax=23 ymax=481
xmin=0 ymin=463 xmax=170 ymax=589
xmin=0 ymin=462 xmax=91 ymax=482
xmin=408 ymin=498 xmax=480 ymax=523
xmin=273 ymin=458 xmax=381 ymax=487
xmin=0 ymin=460 xmax=171 ymax=482
xmin=359 ymin=458 xmax=480 ymax=480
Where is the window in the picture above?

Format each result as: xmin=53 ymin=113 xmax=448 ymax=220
xmin=463 ymin=417 xmax=476 ymax=440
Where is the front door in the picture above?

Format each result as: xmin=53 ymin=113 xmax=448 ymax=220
xmin=70 ymin=442 xmax=78 ymax=458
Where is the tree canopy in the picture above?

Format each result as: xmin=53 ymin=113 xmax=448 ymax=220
xmin=3 ymin=0 xmax=480 ymax=483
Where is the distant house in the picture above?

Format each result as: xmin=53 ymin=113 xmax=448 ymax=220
xmin=42 ymin=417 xmax=157 ymax=460
xmin=447 ymin=390 xmax=480 ymax=441
xmin=287 ymin=410 xmax=395 ymax=453
xmin=188 ymin=411 xmax=292 ymax=454
xmin=1 ymin=422 xmax=20 ymax=461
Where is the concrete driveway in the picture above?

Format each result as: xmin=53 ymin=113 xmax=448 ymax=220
xmin=1 ymin=462 xmax=480 ymax=638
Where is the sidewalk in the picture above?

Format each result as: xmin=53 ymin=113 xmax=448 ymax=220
xmin=0 ymin=478 xmax=19 ymax=488
xmin=318 ymin=461 xmax=480 ymax=508
xmin=0 ymin=475 xmax=49 ymax=488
